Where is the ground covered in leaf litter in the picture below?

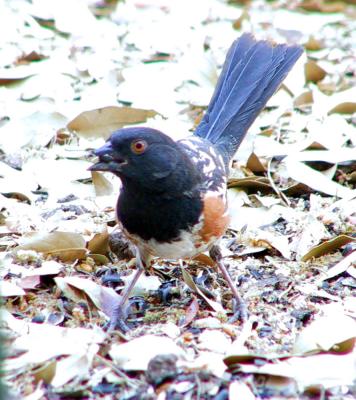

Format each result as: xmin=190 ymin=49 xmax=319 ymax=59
xmin=0 ymin=0 xmax=355 ymax=399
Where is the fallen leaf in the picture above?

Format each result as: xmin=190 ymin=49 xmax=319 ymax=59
xmin=0 ymin=281 xmax=26 ymax=297
xmin=305 ymin=36 xmax=324 ymax=51
xmin=181 ymin=268 xmax=224 ymax=313
xmin=246 ymin=152 xmax=267 ymax=173
xmin=109 ymin=335 xmax=185 ymax=370
xmin=32 ymin=360 xmax=57 ymax=384
xmin=87 ymin=229 xmax=109 ymax=255
xmin=0 ymin=111 xmax=67 ymax=153
xmin=329 ymin=102 xmax=356 ymax=115
xmin=225 ymin=351 xmax=356 ymax=391
xmin=293 ymin=308 xmax=356 ymax=355
xmin=312 ymin=86 xmax=356 ymax=116
xmin=299 ymin=0 xmax=346 ymax=13
xmin=46 ymin=248 xmax=88 ymax=262
xmin=54 ymin=276 xmax=120 ymax=318
xmin=51 ymin=353 xmax=97 ymax=388
xmin=294 ymin=91 xmax=313 ymax=108
xmin=228 ymin=176 xmax=272 ymax=192
xmin=192 ymin=253 xmax=215 ymax=267
xmin=91 ymin=171 xmax=115 ymax=196
xmin=121 ymin=273 xmax=161 ymax=298
xmin=3 ymin=310 xmax=105 ymax=371
xmin=229 ymin=381 xmax=256 ymax=400
xmin=180 ymin=296 xmax=199 ymax=327
xmin=16 ymin=231 xmax=86 ymax=253
xmin=301 ymin=235 xmax=355 ymax=262
xmin=284 ymin=158 xmax=355 ymax=199
xmin=18 ymin=275 xmax=41 ymax=290
xmin=67 ymin=106 xmax=158 ymax=140
xmin=198 ymin=329 xmax=231 ymax=353
xmin=0 ymin=64 xmax=39 ymax=83
xmin=293 ymin=217 xmax=329 ymax=261
xmin=305 ymin=60 xmax=327 ymax=83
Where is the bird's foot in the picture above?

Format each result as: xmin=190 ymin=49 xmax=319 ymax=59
xmin=209 ymin=244 xmax=248 ymax=323
xmin=108 ymin=296 xmax=148 ymax=333
xmin=108 ymin=302 xmax=131 ymax=333
xmin=228 ymin=297 xmax=249 ymax=324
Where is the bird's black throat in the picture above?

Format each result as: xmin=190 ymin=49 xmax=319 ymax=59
xmin=117 ymin=184 xmax=203 ymax=243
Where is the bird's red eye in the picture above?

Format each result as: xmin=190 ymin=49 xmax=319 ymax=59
xmin=130 ymin=139 xmax=148 ymax=154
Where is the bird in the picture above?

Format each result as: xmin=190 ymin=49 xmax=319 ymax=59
xmin=89 ymin=33 xmax=303 ymax=331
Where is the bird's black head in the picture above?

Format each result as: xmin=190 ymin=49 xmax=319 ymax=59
xmin=89 ymin=127 xmax=201 ymax=195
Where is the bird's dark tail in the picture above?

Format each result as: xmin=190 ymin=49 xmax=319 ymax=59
xmin=194 ymin=33 xmax=303 ymax=163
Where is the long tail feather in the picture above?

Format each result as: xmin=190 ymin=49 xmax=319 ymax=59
xmin=195 ymin=33 xmax=303 ymax=163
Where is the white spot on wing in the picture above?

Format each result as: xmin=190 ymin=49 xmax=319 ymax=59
xmin=179 ymin=136 xmax=227 ymax=198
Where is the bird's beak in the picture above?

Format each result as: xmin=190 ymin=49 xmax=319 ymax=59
xmin=88 ymin=142 xmax=127 ymax=173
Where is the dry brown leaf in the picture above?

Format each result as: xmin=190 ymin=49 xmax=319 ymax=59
xmin=180 ymin=296 xmax=199 ymax=327
xmin=299 ymin=0 xmax=346 ymax=13
xmin=16 ymin=231 xmax=86 ymax=252
xmin=305 ymin=60 xmax=327 ymax=83
xmin=312 ymin=87 xmax=356 ymax=116
xmin=16 ymin=232 xmax=87 ymax=262
xmin=33 ymin=360 xmax=57 ymax=384
xmin=67 ymin=106 xmax=158 ymax=140
xmin=294 ymin=91 xmax=313 ymax=107
xmin=55 ymin=276 xmax=120 ymax=317
xmin=228 ymin=176 xmax=272 ymax=192
xmin=87 ymin=230 xmax=109 ymax=255
xmin=46 ymin=248 xmax=88 ymax=262
xmin=193 ymin=253 xmax=215 ymax=267
xmin=301 ymin=234 xmax=355 ymax=262
xmin=246 ymin=152 xmax=267 ymax=173
xmin=328 ymin=102 xmax=356 ymax=115
xmin=305 ymin=36 xmax=324 ymax=51
xmin=181 ymin=268 xmax=224 ymax=313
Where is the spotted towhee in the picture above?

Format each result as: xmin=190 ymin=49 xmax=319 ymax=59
xmin=90 ymin=34 xmax=303 ymax=330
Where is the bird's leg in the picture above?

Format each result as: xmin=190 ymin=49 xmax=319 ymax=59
xmin=108 ymin=248 xmax=145 ymax=332
xmin=209 ymin=244 xmax=248 ymax=322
